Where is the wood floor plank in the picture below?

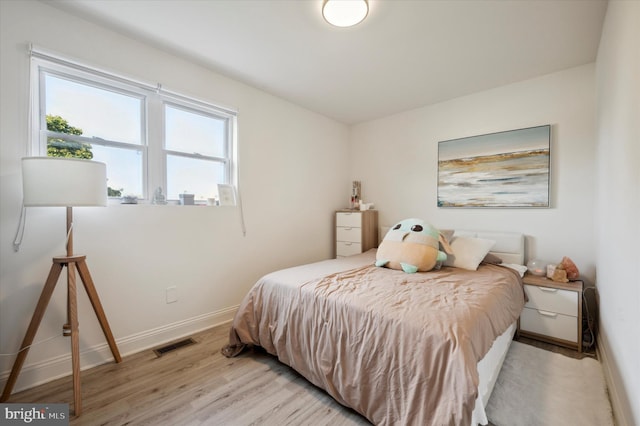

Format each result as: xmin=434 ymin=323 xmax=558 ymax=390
xmin=5 ymin=324 xmax=370 ymax=425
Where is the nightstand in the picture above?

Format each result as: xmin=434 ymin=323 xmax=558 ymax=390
xmin=519 ymin=273 xmax=583 ymax=352
xmin=335 ymin=210 xmax=378 ymax=258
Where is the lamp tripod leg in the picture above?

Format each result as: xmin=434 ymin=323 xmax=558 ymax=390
xmin=75 ymin=260 xmax=122 ymax=363
xmin=67 ymin=262 xmax=82 ymax=416
xmin=0 ymin=262 xmax=64 ymax=402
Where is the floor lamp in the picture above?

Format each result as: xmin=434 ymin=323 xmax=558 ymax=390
xmin=1 ymin=157 xmax=122 ymax=416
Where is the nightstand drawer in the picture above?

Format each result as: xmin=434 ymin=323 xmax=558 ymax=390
xmin=524 ymin=284 xmax=577 ymax=317
xmin=336 ymin=226 xmax=362 ymax=243
xmin=336 ymin=212 xmax=362 ymax=228
xmin=336 ymin=241 xmax=362 ymax=257
xmin=520 ymin=307 xmax=578 ymax=343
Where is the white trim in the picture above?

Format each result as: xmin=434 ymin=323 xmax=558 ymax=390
xmin=161 ymin=86 xmax=237 ymax=117
xmin=30 ymin=44 xmax=156 ymax=92
xmin=0 ymin=306 xmax=237 ymax=394
xmin=597 ymin=328 xmax=633 ymax=426
xmin=29 ymin=44 xmax=238 ymax=116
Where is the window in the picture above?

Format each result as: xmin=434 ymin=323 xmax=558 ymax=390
xmin=164 ymin=103 xmax=232 ymax=201
xmin=31 ymin=48 xmax=237 ymax=203
xmin=41 ymin=71 xmax=146 ymax=198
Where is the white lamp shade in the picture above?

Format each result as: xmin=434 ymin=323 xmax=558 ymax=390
xmin=22 ymin=157 xmax=108 ymax=207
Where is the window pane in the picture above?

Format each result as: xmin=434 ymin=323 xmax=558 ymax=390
xmin=166 ymin=155 xmax=225 ymax=201
xmin=165 ymin=105 xmax=226 ymax=157
xmin=46 ymin=136 xmax=94 ymax=159
xmin=90 ymin=144 xmax=144 ymax=198
xmin=45 ymin=73 xmax=142 ymax=144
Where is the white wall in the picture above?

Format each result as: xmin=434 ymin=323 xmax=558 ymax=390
xmin=350 ymin=64 xmax=597 ymax=283
xmin=0 ymin=0 xmax=349 ymax=391
xmin=594 ymin=2 xmax=640 ymax=425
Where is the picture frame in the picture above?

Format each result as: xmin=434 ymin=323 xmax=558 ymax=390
xmin=437 ymin=125 xmax=550 ymax=208
xmin=217 ymin=184 xmax=236 ymax=206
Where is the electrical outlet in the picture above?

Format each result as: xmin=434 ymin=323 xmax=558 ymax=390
xmin=166 ymin=286 xmax=178 ymax=304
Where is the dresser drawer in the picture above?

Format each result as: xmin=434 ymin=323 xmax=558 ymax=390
xmin=520 ymin=307 xmax=578 ymax=343
xmin=336 ymin=212 xmax=362 ymax=228
xmin=336 ymin=226 xmax=362 ymax=243
xmin=336 ymin=241 xmax=362 ymax=257
xmin=523 ymin=284 xmax=577 ymax=317
xmin=335 ymin=210 xmax=378 ymax=259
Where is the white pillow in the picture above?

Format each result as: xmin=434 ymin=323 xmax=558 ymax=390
xmin=444 ymin=236 xmax=496 ymax=271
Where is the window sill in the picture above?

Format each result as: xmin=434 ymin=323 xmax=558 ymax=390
xmin=109 ymin=199 xmax=222 ymax=207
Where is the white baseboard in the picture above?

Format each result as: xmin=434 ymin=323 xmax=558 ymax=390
xmin=1 ymin=306 xmax=237 ymax=394
xmin=597 ymin=329 xmax=633 ymax=426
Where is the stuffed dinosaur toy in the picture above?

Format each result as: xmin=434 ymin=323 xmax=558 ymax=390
xmin=375 ymin=218 xmax=451 ymax=273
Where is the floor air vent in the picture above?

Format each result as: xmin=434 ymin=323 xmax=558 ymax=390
xmin=153 ymin=337 xmax=197 ymax=357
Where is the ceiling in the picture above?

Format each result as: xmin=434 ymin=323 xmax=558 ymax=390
xmin=51 ymin=0 xmax=608 ymax=124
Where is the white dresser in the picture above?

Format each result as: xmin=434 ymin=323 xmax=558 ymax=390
xmin=335 ymin=210 xmax=378 ymax=258
xmin=519 ymin=273 xmax=583 ymax=352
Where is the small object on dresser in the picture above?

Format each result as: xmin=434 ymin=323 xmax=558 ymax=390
xmin=179 ymin=193 xmax=195 ymax=205
xmin=351 ymin=180 xmax=361 ymax=209
xmin=551 ymin=256 xmax=580 ymax=282
xmin=121 ymin=195 xmax=137 ymax=204
xmin=546 ymin=264 xmax=556 ymax=279
xmin=526 ymin=259 xmax=546 ymax=276
xmin=552 ymin=267 xmax=569 ymax=283
xmin=560 ymin=256 xmax=580 ymax=280
xmin=152 ymin=187 xmax=167 ymax=205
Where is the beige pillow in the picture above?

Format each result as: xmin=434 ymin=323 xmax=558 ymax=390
xmin=444 ymin=236 xmax=496 ymax=271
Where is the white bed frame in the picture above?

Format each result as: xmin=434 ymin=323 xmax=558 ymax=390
xmin=453 ymin=230 xmax=525 ymax=425
xmin=453 ymin=229 xmax=525 ymax=265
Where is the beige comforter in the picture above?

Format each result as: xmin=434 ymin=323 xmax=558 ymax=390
xmin=222 ymin=251 xmax=525 ymax=425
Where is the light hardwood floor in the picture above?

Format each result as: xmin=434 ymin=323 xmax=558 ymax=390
xmin=5 ymin=324 xmax=370 ymax=425
xmin=5 ymin=324 xmax=590 ymax=425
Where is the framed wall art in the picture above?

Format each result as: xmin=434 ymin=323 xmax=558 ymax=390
xmin=437 ymin=125 xmax=550 ymax=208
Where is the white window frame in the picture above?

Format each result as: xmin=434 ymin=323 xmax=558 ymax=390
xmin=160 ymin=97 xmax=237 ymax=201
xmin=29 ymin=46 xmax=238 ymax=204
xmin=32 ymin=62 xmax=149 ymax=199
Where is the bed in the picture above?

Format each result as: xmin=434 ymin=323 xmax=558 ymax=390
xmin=222 ymin=230 xmax=526 ymax=425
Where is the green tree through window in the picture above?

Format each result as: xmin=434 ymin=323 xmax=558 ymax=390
xmin=46 ymin=115 xmax=93 ymax=159
xmin=46 ymin=115 xmax=122 ymax=197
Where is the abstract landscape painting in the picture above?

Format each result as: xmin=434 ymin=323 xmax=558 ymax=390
xmin=438 ymin=125 xmax=550 ymax=207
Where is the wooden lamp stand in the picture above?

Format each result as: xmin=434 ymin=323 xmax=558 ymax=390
xmin=1 ymin=207 xmax=121 ymax=416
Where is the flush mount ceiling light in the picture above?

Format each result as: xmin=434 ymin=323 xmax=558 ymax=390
xmin=322 ymin=0 xmax=369 ymax=28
